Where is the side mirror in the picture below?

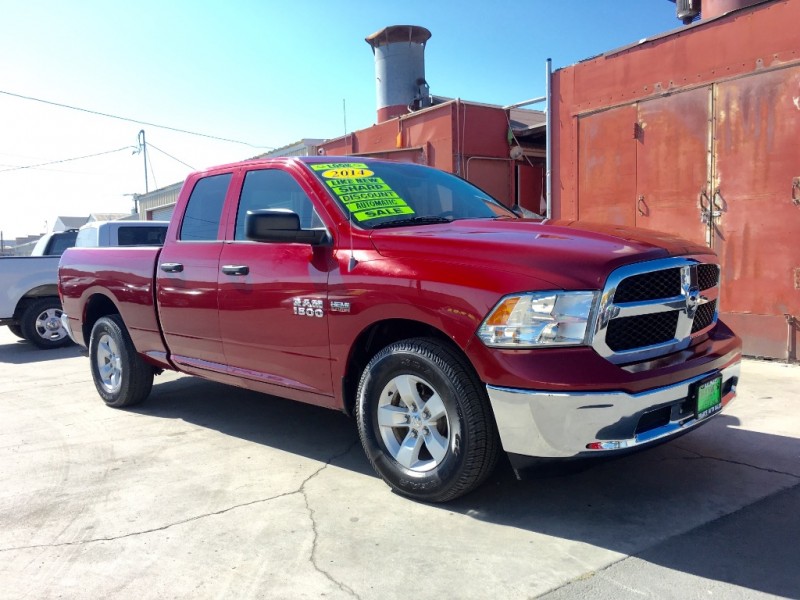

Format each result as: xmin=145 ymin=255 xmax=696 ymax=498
xmin=245 ymin=209 xmax=330 ymax=245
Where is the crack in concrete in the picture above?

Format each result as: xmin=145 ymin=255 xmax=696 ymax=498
xmin=0 ymin=489 xmax=299 ymax=554
xmin=0 ymin=439 xmax=363 ymax=562
xmin=670 ymin=444 xmax=800 ymax=480
xmin=300 ymin=440 xmax=363 ymax=600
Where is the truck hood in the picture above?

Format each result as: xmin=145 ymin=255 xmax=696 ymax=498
xmin=369 ymin=218 xmax=714 ymax=290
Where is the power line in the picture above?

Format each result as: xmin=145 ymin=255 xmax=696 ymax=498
xmin=147 ymin=142 xmax=195 ymax=170
xmin=0 ymin=89 xmax=274 ymax=150
xmin=146 ymin=147 xmax=158 ymax=190
xmin=0 ymin=146 xmax=136 ymax=173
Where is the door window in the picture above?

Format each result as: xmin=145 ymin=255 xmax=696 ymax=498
xmin=235 ymin=169 xmax=322 ymax=240
xmin=180 ymin=173 xmax=232 ymax=241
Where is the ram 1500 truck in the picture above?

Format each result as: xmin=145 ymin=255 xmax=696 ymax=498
xmin=58 ymin=157 xmax=742 ymax=501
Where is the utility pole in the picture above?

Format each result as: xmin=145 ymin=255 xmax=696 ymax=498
xmin=138 ymin=129 xmax=149 ymax=193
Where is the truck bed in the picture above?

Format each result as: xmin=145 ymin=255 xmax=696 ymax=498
xmin=59 ymin=246 xmax=167 ymax=363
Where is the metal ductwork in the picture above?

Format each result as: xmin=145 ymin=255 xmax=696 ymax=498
xmin=365 ymin=25 xmax=432 ymax=123
xmin=675 ymin=0 xmax=702 ymax=23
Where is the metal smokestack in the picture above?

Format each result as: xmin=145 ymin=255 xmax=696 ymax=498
xmin=365 ymin=25 xmax=432 ymax=123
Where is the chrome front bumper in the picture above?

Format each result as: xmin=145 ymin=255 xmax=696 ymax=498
xmin=486 ymin=362 xmax=741 ymax=458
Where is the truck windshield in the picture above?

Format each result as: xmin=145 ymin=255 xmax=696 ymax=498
xmin=305 ymin=161 xmax=516 ymax=229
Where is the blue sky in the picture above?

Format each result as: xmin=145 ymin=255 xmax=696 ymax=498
xmin=0 ymin=0 xmax=680 ymax=239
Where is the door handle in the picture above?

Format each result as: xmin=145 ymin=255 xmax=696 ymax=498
xmin=221 ymin=265 xmax=250 ymax=276
xmin=637 ymin=195 xmax=648 ymax=216
xmin=699 ymin=189 xmax=712 ymax=223
xmin=160 ymin=262 xmax=184 ymax=273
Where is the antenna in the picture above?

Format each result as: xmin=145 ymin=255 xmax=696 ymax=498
xmin=348 ymin=206 xmax=358 ymax=272
xmin=137 ymin=129 xmax=149 ymax=193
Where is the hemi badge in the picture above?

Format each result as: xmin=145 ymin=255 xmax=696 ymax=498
xmin=330 ymin=301 xmax=351 ymax=313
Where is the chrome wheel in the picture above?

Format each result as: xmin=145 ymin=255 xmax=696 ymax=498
xmin=377 ymin=374 xmax=450 ymax=472
xmin=357 ymin=338 xmax=500 ymax=502
xmin=95 ymin=333 xmax=122 ymax=394
xmin=89 ymin=315 xmax=153 ymax=407
xmin=33 ymin=308 xmax=66 ymax=342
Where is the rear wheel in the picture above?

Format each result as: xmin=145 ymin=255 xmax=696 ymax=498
xmin=356 ymin=338 xmax=499 ymax=502
xmin=20 ymin=297 xmax=72 ymax=349
xmin=89 ymin=315 xmax=153 ymax=407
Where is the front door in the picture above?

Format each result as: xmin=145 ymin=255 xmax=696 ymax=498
xmin=217 ymin=167 xmax=334 ymax=398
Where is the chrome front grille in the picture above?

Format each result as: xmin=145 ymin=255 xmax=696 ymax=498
xmin=592 ymin=258 xmax=720 ymax=364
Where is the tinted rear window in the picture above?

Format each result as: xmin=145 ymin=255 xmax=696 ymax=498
xmin=118 ymin=226 xmax=167 ymax=246
xmin=46 ymin=231 xmax=78 ymax=256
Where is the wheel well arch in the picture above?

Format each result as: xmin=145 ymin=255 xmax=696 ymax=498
xmin=341 ymin=318 xmax=473 ymax=417
xmin=13 ymin=284 xmax=59 ymax=319
xmin=82 ymin=294 xmax=120 ymax=345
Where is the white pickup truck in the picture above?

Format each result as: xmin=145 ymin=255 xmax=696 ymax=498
xmin=0 ymin=256 xmax=69 ymax=348
xmin=2 ymin=221 xmax=168 ymax=349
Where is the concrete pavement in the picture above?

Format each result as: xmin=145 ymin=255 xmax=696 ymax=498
xmin=0 ymin=327 xmax=798 ymax=599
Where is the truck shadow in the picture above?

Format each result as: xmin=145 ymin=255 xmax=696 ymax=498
xmin=137 ymin=375 xmax=800 ymax=598
xmin=0 ymin=337 xmax=83 ymax=364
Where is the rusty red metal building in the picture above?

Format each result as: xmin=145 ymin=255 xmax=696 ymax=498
xmin=552 ymin=0 xmax=799 ymax=359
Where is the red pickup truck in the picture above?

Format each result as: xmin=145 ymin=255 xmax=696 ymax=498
xmin=59 ymin=157 xmax=742 ymax=501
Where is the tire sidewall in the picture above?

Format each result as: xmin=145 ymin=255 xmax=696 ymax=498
xmin=89 ymin=316 xmax=131 ymax=407
xmin=358 ymin=343 xmax=470 ymax=500
xmin=20 ymin=298 xmax=71 ymax=349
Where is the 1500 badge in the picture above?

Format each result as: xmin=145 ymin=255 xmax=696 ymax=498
xmin=292 ymin=298 xmax=351 ymax=317
xmin=293 ymin=298 xmax=324 ymax=318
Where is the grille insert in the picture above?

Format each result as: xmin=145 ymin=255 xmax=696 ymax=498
xmin=606 ymin=311 xmax=680 ymax=352
xmin=697 ymin=264 xmax=719 ymax=291
xmin=614 ymin=268 xmax=682 ymax=303
xmin=691 ymin=299 xmax=717 ymax=333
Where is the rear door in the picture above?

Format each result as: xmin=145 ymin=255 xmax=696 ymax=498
xmin=217 ymin=166 xmax=334 ymax=397
xmin=156 ymin=171 xmax=235 ymax=373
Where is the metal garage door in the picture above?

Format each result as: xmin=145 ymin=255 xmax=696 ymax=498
xmin=149 ymin=205 xmax=175 ymax=222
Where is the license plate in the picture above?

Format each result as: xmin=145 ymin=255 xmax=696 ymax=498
xmin=695 ymin=375 xmax=722 ymax=420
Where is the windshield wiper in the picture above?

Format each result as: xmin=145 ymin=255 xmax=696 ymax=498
xmin=371 ymin=216 xmax=453 ymax=229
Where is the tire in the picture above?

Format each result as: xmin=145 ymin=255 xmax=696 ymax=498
xmin=19 ymin=297 xmax=72 ymax=349
xmin=7 ymin=323 xmax=25 ymax=339
xmin=356 ymin=338 xmax=500 ymax=502
xmin=89 ymin=315 xmax=153 ymax=408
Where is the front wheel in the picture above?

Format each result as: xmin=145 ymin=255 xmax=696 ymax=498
xmin=20 ymin=297 xmax=72 ymax=349
xmin=89 ymin=315 xmax=153 ymax=408
xmin=7 ymin=323 xmax=25 ymax=339
xmin=356 ymin=338 xmax=499 ymax=502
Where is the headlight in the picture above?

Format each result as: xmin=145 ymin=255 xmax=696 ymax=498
xmin=477 ymin=291 xmax=599 ymax=348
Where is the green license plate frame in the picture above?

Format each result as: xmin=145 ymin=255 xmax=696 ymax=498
xmin=693 ymin=374 xmax=723 ymax=420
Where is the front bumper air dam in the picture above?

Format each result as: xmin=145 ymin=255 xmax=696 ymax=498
xmin=486 ymin=362 xmax=741 ymax=464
